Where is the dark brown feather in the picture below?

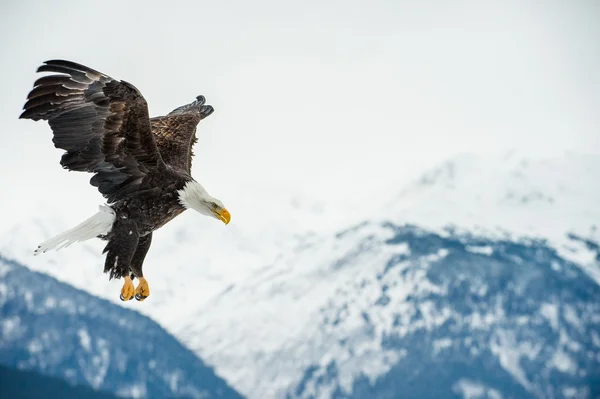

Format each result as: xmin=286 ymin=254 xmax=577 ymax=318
xmin=20 ymin=59 xmax=165 ymax=203
xmin=150 ymin=98 xmax=214 ymax=172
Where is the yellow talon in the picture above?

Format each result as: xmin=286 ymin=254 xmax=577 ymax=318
xmin=134 ymin=277 xmax=150 ymax=302
xmin=120 ymin=275 xmax=135 ymax=301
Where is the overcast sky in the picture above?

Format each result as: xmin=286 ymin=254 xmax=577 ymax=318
xmin=0 ymin=0 xmax=598 ymax=231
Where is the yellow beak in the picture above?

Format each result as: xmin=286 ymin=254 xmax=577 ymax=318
xmin=215 ymin=208 xmax=231 ymax=225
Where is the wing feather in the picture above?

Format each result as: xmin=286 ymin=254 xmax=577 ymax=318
xmin=20 ymin=59 xmax=164 ymax=203
xmin=150 ymin=95 xmax=214 ymax=172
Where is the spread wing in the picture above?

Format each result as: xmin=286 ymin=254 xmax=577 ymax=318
xmin=20 ymin=60 xmax=165 ymax=203
xmin=150 ymin=95 xmax=214 ymax=173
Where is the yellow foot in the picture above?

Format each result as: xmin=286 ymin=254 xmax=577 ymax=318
xmin=120 ymin=275 xmax=135 ymax=301
xmin=134 ymin=277 xmax=150 ymax=302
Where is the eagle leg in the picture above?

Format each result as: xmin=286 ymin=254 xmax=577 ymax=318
xmin=130 ymin=233 xmax=153 ymax=302
xmin=102 ymin=219 xmax=140 ymax=301
xmin=120 ymin=275 xmax=135 ymax=301
xmin=134 ymin=277 xmax=150 ymax=302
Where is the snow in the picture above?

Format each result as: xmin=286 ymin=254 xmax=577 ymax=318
xmin=2 ymin=316 xmax=25 ymax=342
xmin=489 ymin=329 xmax=532 ymax=393
xmin=23 ymin=291 xmax=33 ymax=310
xmin=0 ymin=261 xmax=11 ymax=277
xmin=82 ymin=338 xmax=110 ymax=389
xmin=557 ymin=240 xmax=600 ymax=285
xmin=551 ymin=349 xmax=577 ymax=375
xmin=540 ymin=303 xmax=559 ymax=330
xmin=0 ymin=151 xmax=598 ymax=398
xmin=452 ymin=379 xmax=503 ymax=399
xmin=165 ymin=369 xmax=183 ymax=393
xmin=563 ymin=386 xmax=590 ymax=399
xmin=44 ymin=296 xmax=57 ymax=309
xmin=118 ymin=383 xmax=147 ymax=399
xmin=78 ymin=329 xmax=92 ymax=352
xmin=591 ymin=331 xmax=600 ymax=348
xmin=383 ymin=151 xmax=600 ymax=260
xmin=455 ymin=380 xmax=484 ymax=399
xmin=563 ymin=305 xmax=582 ymax=331
xmin=465 ymin=245 xmax=494 ymax=256
xmin=432 ymin=338 xmax=453 ymax=354
xmin=64 ymin=368 xmax=76 ymax=383
xmin=0 ymin=283 xmax=7 ymax=307
xmin=174 ymin=222 xmax=407 ymax=398
xmin=27 ymin=339 xmax=43 ymax=354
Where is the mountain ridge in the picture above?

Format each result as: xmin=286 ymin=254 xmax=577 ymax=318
xmin=180 ymin=221 xmax=600 ymax=398
xmin=0 ymin=254 xmax=244 ymax=399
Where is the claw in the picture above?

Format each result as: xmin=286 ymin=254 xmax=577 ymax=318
xmin=134 ymin=277 xmax=150 ymax=302
xmin=120 ymin=293 xmax=132 ymax=301
xmin=120 ymin=275 xmax=135 ymax=301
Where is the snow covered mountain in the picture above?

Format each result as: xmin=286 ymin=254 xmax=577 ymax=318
xmin=1 ymin=151 xmax=599 ymax=398
xmin=174 ymin=152 xmax=600 ymax=398
xmin=0 ymin=255 xmax=243 ymax=399
xmin=384 ymin=151 xmax=600 ymax=258
xmin=182 ymin=222 xmax=600 ymax=398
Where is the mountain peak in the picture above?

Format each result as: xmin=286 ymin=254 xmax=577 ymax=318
xmin=385 ymin=151 xmax=599 ymax=246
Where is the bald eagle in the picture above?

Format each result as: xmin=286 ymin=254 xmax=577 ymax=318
xmin=19 ymin=60 xmax=231 ymax=302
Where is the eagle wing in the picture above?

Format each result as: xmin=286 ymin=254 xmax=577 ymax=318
xmin=20 ymin=60 xmax=164 ymax=203
xmin=150 ymin=95 xmax=214 ymax=173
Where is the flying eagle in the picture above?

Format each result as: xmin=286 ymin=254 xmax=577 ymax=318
xmin=19 ymin=60 xmax=231 ymax=302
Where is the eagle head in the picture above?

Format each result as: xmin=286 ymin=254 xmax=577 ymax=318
xmin=177 ymin=180 xmax=230 ymax=225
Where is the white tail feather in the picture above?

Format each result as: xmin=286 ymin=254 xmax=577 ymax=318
xmin=34 ymin=205 xmax=116 ymax=255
